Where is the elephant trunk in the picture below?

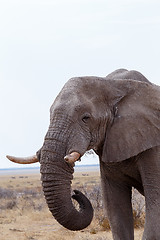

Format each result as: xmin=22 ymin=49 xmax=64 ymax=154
xmin=40 ymin=128 xmax=93 ymax=231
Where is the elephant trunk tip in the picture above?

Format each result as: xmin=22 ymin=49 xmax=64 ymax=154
xmin=70 ymin=189 xmax=94 ymax=230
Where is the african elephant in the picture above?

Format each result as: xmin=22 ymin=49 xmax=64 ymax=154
xmin=7 ymin=69 xmax=160 ymax=240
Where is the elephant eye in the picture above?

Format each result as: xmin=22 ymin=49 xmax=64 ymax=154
xmin=82 ymin=114 xmax=91 ymax=123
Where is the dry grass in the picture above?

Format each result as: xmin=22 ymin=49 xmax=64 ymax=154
xmin=0 ymin=170 xmax=144 ymax=240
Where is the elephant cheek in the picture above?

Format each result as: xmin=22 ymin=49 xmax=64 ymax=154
xmin=68 ymin=132 xmax=91 ymax=157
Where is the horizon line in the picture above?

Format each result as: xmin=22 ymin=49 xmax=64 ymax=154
xmin=0 ymin=164 xmax=99 ymax=171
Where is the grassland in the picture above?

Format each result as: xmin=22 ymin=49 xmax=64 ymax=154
xmin=0 ymin=169 xmax=144 ymax=240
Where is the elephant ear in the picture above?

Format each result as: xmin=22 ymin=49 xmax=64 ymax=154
xmin=102 ymin=80 xmax=160 ymax=163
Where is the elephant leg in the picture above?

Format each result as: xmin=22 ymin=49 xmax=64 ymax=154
xmin=138 ymin=147 xmax=160 ymax=240
xmin=100 ymin=170 xmax=134 ymax=240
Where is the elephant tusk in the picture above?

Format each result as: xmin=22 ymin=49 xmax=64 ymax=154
xmin=6 ymin=155 xmax=39 ymax=164
xmin=64 ymin=152 xmax=81 ymax=165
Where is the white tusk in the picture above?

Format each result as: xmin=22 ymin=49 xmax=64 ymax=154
xmin=6 ymin=155 xmax=39 ymax=164
xmin=64 ymin=152 xmax=81 ymax=164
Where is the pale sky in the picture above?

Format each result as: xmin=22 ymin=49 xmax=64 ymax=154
xmin=1 ymin=0 xmax=160 ymax=168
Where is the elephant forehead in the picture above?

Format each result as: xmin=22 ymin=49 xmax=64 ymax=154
xmin=51 ymin=93 xmax=83 ymax=112
xmin=49 ymin=76 xmax=113 ymax=118
xmin=50 ymin=89 xmax=98 ymax=114
xmin=62 ymin=76 xmax=108 ymax=96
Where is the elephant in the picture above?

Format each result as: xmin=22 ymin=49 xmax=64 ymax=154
xmin=7 ymin=69 xmax=160 ymax=240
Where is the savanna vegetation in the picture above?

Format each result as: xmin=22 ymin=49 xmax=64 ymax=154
xmin=0 ymin=170 xmax=144 ymax=239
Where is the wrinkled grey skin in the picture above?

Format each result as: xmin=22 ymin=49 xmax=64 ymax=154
xmin=39 ymin=69 xmax=160 ymax=240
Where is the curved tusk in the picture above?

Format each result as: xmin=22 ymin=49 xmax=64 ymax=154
xmin=64 ymin=152 xmax=81 ymax=165
xmin=6 ymin=155 xmax=39 ymax=164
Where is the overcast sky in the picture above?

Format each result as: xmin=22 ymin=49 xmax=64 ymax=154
xmin=1 ymin=0 xmax=160 ymax=168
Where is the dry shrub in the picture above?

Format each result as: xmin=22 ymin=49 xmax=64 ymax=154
xmin=99 ymin=217 xmax=110 ymax=231
xmin=6 ymin=200 xmax=17 ymax=209
xmin=132 ymin=189 xmax=145 ymax=228
xmin=79 ymin=184 xmax=111 ymax=232
xmin=0 ymin=186 xmax=45 ymax=213
xmin=0 ymin=187 xmax=16 ymax=199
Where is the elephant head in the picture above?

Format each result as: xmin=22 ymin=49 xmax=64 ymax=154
xmin=7 ymin=69 xmax=160 ymax=231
